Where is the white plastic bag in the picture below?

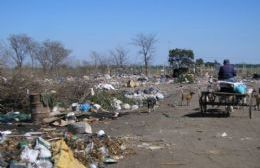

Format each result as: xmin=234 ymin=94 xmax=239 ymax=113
xmin=36 ymin=159 xmax=53 ymax=168
xmin=20 ymin=147 xmax=39 ymax=163
xmin=35 ymin=143 xmax=52 ymax=158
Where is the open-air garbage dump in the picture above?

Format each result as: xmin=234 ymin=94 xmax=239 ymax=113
xmin=1 ymin=2 xmax=260 ymax=166
xmin=1 ymin=66 xmax=260 ymax=167
xmin=0 ymin=72 xmax=170 ymax=167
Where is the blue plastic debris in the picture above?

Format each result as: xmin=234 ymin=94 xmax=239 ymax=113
xmin=79 ymin=104 xmax=91 ymax=112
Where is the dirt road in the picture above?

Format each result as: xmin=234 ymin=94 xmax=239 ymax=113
xmin=94 ymin=84 xmax=260 ymax=168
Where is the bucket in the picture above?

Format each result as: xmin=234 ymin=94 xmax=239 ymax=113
xmin=30 ymin=93 xmax=49 ymax=123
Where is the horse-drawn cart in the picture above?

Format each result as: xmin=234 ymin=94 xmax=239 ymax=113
xmin=199 ymin=83 xmax=253 ymax=118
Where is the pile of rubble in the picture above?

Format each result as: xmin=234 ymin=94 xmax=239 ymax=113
xmin=0 ymin=128 xmax=133 ymax=168
xmin=0 ymin=73 xmax=170 ymax=167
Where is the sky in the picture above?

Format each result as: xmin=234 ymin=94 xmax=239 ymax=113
xmin=0 ymin=0 xmax=260 ymax=65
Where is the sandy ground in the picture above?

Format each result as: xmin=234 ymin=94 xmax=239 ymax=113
xmin=93 ymin=84 xmax=260 ymax=168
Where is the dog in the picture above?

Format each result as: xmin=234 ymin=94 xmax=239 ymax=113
xmin=252 ymin=88 xmax=260 ymax=111
xmin=181 ymin=91 xmax=195 ymax=106
xmin=255 ymin=95 xmax=260 ymax=111
xmin=254 ymin=92 xmax=260 ymax=111
xmin=147 ymin=97 xmax=157 ymax=112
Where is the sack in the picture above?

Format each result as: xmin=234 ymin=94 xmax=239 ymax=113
xmin=234 ymin=84 xmax=247 ymax=94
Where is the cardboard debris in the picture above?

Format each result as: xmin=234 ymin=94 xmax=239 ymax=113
xmin=52 ymin=140 xmax=86 ymax=168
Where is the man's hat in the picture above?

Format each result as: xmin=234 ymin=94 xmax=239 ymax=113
xmin=223 ymin=59 xmax=230 ymax=64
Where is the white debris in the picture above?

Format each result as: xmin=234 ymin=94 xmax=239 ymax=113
xmin=93 ymin=104 xmax=101 ymax=110
xmin=20 ymin=147 xmax=39 ymax=163
xmin=131 ymin=105 xmax=139 ymax=110
xmin=90 ymin=88 xmax=95 ymax=96
xmin=96 ymin=83 xmax=115 ymax=90
xmin=122 ymin=103 xmax=131 ymax=110
xmin=104 ymin=74 xmax=111 ymax=79
xmin=221 ymin=132 xmax=227 ymax=137
xmin=156 ymin=92 xmax=164 ymax=100
xmin=112 ymin=98 xmax=123 ymax=110
xmin=83 ymin=75 xmax=89 ymax=80
xmin=97 ymin=130 xmax=105 ymax=137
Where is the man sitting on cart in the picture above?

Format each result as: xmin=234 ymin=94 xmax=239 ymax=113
xmin=218 ymin=59 xmax=237 ymax=82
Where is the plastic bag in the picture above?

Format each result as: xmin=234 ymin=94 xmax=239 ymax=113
xmin=234 ymin=84 xmax=247 ymax=94
xmin=36 ymin=159 xmax=53 ymax=168
xmin=35 ymin=143 xmax=52 ymax=159
xmin=20 ymin=147 xmax=39 ymax=163
xmin=79 ymin=104 xmax=91 ymax=112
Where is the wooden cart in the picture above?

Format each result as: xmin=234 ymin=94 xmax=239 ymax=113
xmin=199 ymin=91 xmax=253 ymax=118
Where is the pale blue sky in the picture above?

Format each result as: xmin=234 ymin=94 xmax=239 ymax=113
xmin=0 ymin=0 xmax=259 ymax=65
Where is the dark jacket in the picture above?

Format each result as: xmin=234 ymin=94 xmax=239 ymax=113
xmin=218 ymin=64 xmax=236 ymax=80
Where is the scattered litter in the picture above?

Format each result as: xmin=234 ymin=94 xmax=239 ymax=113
xmin=127 ymin=80 xmax=139 ymax=88
xmin=20 ymin=147 xmax=39 ymax=163
xmin=137 ymin=142 xmax=169 ymax=151
xmin=89 ymin=163 xmax=98 ymax=168
xmin=66 ymin=112 xmax=77 ymax=122
xmin=208 ymin=149 xmax=220 ymax=155
xmin=79 ymin=103 xmax=91 ymax=112
xmin=72 ymin=103 xmax=80 ymax=111
xmin=241 ymin=137 xmax=252 ymax=141
xmin=122 ymin=103 xmax=131 ymax=110
xmin=97 ymin=130 xmax=106 ymax=137
xmin=36 ymin=159 xmax=53 ymax=168
xmin=0 ymin=112 xmax=31 ymax=123
xmin=96 ymin=83 xmax=115 ymax=90
xmin=221 ymin=132 xmax=227 ymax=137
xmin=52 ymin=140 xmax=86 ymax=168
xmin=103 ymin=157 xmax=118 ymax=164
xmin=0 ymin=130 xmax=11 ymax=144
xmin=131 ymin=105 xmax=139 ymax=110
xmin=93 ymin=104 xmax=101 ymax=110
xmin=37 ymin=137 xmax=51 ymax=149
xmin=148 ymin=145 xmax=164 ymax=150
xmin=216 ymin=132 xmax=231 ymax=138
xmin=67 ymin=122 xmax=92 ymax=134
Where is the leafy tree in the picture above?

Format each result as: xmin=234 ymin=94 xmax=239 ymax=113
xmin=168 ymin=48 xmax=195 ymax=76
xmin=195 ymin=58 xmax=204 ymax=66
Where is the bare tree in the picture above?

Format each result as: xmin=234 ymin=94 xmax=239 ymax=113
xmin=110 ymin=46 xmax=128 ymax=68
xmin=0 ymin=41 xmax=13 ymax=68
xmin=36 ymin=40 xmax=71 ymax=72
xmin=8 ymin=34 xmax=32 ymax=68
xmin=132 ymin=33 xmax=157 ymax=76
xmin=27 ymin=40 xmax=39 ymax=69
xmin=99 ymin=54 xmax=113 ymax=74
xmin=89 ymin=51 xmax=100 ymax=70
xmin=0 ymin=42 xmax=6 ymax=68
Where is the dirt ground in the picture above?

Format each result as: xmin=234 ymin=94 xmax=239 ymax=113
xmin=94 ymin=84 xmax=260 ymax=168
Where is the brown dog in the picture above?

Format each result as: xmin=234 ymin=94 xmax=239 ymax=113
xmin=252 ymin=88 xmax=260 ymax=111
xmin=255 ymin=94 xmax=260 ymax=111
xmin=181 ymin=91 xmax=195 ymax=106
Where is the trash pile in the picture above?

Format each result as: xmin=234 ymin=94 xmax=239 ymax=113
xmin=0 ymin=111 xmax=31 ymax=123
xmin=0 ymin=128 xmax=133 ymax=168
xmin=124 ymin=87 xmax=165 ymax=101
xmin=0 ymin=72 xmax=170 ymax=167
xmin=175 ymin=73 xmax=195 ymax=83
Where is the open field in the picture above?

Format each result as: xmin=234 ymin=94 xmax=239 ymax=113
xmin=93 ymin=83 xmax=260 ymax=168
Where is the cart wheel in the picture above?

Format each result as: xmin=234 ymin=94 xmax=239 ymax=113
xmin=226 ymin=111 xmax=230 ymax=117
xmin=224 ymin=106 xmax=232 ymax=117
xmin=200 ymin=104 xmax=203 ymax=113
xmin=249 ymin=95 xmax=253 ymax=119
xmin=199 ymin=96 xmax=205 ymax=116
xmin=203 ymin=105 xmax=207 ymax=114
